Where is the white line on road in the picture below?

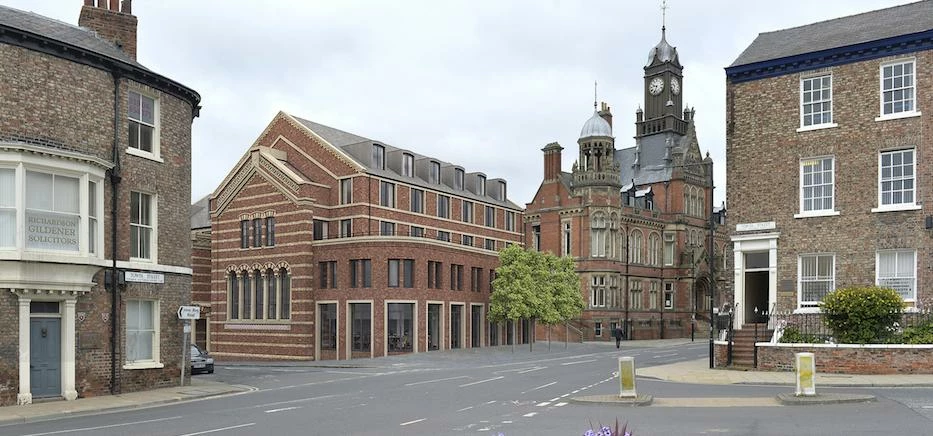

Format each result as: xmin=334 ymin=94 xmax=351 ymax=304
xmin=459 ymin=376 xmax=505 ymax=387
xmin=21 ymin=417 xmax=183 ymax=436
xmin=653 ymin=353 xmax=679 ymax=358
xmin=523 ymin=412 xmax=538 ymax=417
xmin=265 ymin=406 xmax=301 ymax=413
xmin=522 ymin=381 xmax=557 ymax=394
xmin=549 ymin=397 xmax=560 ymax=401
xmin=400 ymin=418 xmax=426 ymax=426
xmin=457 ymin=405 xmax=474 ymax=412
xmin=536 ymin=401 xmax=551 ymax=407
xmin=518 ymin=366 xmax=546 ymax=374
xmin=561 ymin=359 xmax=597 ymax=365
xmin=178 ymin=423 xmax=256 ymax=436
xmin=405 ymin=375 xmax=469 ymax=386
xmin=555 ymin=402 xmax=568 ymax=407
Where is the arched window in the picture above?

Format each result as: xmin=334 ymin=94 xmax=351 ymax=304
xmin=590 ymin=212 xmax=607 ymax=257
xmin=629 ymin=230 xmax=644 ymax=264
xmin=648 ymin=233 xmax=661 ymax=266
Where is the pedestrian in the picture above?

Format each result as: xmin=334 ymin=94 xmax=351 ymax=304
xmin=614 ymin=325 xmax=623 ymax=348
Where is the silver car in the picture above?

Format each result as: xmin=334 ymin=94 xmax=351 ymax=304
xmin=190 ymin=344 xmax=214 ymax=374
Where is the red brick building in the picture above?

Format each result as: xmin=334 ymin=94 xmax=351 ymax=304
xmin=202 ymin=112 xmax=524 ymax=360
xmin=725 ymin=1 xmax=933 ymax=327
xmin=525 ymin=27 xmax=729 ymax=342
xmin=0 ymin=1 xmax=200 ymax=405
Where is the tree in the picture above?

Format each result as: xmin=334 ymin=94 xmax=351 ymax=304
xmin=489 ymin=245 xmax=583 ymax=351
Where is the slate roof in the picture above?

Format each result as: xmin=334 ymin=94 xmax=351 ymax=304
xmin=730 ymin=0 xmax=933 ymax=67
xmin=190 ymin=195 xmax=210 ymax=230
xmin=0 ymin=4 xmax=147 ymax=70
xmin=615 ymin=132 xmax=683 ymax=186
xmin=292 ymin=116 xmax=523 ymax=210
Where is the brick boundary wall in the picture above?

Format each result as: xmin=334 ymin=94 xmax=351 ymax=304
xmin=715 ymin=342 xmax=933 ymax=374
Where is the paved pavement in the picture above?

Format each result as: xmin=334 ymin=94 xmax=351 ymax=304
xmin=3 ymin=339 xmax=933 ymax=423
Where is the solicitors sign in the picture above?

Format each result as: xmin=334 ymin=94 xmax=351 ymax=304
xmin=25 ymin=211 xmax=79 ymax=251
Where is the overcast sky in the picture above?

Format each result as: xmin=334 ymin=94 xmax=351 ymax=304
xmin=4 ymin=0 xmax=916 ymax=208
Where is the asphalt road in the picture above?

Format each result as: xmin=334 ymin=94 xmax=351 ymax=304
xmin=4 ymin=341 xmax=933 ymax=435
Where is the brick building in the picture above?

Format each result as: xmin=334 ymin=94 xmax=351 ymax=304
xmin=0 ymin=1 xmax=200 ymax=405
xmin=202 ymin=111 xmax=524 ymax=361
xmin=525 ymin=26 xmax=728 ymax=342
xmin=725 ymin=1 xmax=933 ymax=328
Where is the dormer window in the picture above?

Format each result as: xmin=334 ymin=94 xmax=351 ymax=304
xmin=498 ymin=181 xmax=506 ymax=200
xmin=478 ymin=175 xmax=486 ymax=196
xmin=402 ymin=153 xmax=414 ymax=177
xmin=372 ymin=145 xmax=385 ymax=170
xmin=454 ymin=169 xmax=464 ymax=190
xmin=429 ymin=161 xmax=440 ymax=184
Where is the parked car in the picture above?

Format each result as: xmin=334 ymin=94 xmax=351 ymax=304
xmin=190 ymin=344 xmax=214 ymax=374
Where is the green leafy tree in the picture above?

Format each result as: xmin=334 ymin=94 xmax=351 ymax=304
xmin=821 ymin=285 xmax=904 ymax=344
xmin=490 ymin=245 xmax=583 ymax=351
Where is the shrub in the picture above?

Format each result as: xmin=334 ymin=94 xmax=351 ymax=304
xmin=778 ymin=325 xmax=823 ymax=343
xmin=898 ymin=321 xmax=933 ymax=344
xmin=821 ymin=285 xmax=904 ymax=344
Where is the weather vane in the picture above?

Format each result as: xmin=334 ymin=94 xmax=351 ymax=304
xmin=594 ymin=81 xmax=598 ymax=110
xmin=661 ymin=0 xmax=668 ymax=30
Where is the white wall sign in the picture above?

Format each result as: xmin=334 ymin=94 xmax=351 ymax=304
xmin=125 ymin=271 xmax=165 ymax=284
xmin=735 ymin=221 xmax=776 ymax=232
xmin=177 ymin=305 xmax=201 ymax=320
xmin=25 ymin=211 xmax=79 ymax=251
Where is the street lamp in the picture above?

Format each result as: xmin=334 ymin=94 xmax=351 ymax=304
xmin=708 ymin=200 xmax=725 ymax=368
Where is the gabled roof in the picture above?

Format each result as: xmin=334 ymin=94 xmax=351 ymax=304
xmin=730 ymin=0 xmax=933 ymax=68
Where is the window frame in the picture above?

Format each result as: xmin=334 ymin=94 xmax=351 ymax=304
xmin=372 ymin=144 xmax=385 ymax=169
xmin=437 ymin=195 xmax=450 ymax=219
xmin=124 ymin=299 xmax=162 ymax=369
xmin=876 ymin=249 xmax=916 ymax=302
xmin=798 ymin=73 xmax=835 ymax=130
xmin=402 ymin=153 xmax=414 ymax=177
xmin=462 ymin=200 xmax=473 ymax=223
xmin=878 ymin=58 xmax=918 ymax=119
xmin=796 ymin=156 xmax=838 ymax=217
xmin=874 ymin=148 xmax=919 ymax=212
xmin=339 ymin=178 xmax=353 ymax=205
xmin=410 ymin=188 xmax=424 ymax=213
xmin=126 ymin=90 xmax=161 ymax=161
xmin=130 ymin=191 xmax=156 ymax=262
xmin=380 ymin=181 xmax=396 ymax=208
xmin=798 ymin=253 xmax=835 ymax=308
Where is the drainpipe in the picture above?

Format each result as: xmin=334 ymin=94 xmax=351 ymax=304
xmin=109 ymin=71 xmax=123 ymax=395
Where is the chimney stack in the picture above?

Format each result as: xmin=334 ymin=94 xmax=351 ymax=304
xmin=79 ymin=0 xmax=138 ymax=60
xmin=542 ymin=142 xmax=564 ymax=182
xmin=598 ymin=101 xmax=613 ymax=128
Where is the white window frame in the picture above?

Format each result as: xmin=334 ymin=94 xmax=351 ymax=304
xmin=795 ymin=156 xmax=838 ymax=218
xmin=380 ymin=181 xmax=396 ymax=208
xmin=561 ymin=221 xmax=571 ymax=256
xmin=873 ymin=148 xmax=919 ymax=212
xmin=663 ymin=232 xmax=675 ymax=266
xmin=629 ymin=230 xmax=643 ymax=264
xmin=126 ymin=90 xmax=162 ymax=162
xmin=130 ymin=191 xmax=157 ymax=262
xmin=877 ymin=59 xmax=919 ymax=121
xmin=663 ymin=282 xmax=674 ymax=309
xmin=590 ymin=213 xmax=606 ymax=258
xmin=124 ymin=299 xmax=162 ymax=369
xmin=798 ymin=253 xmax=834 ymax=308
xmin=876 ymin=249 xmax=916 ymax=302
xmin=798 ymin=73 xmax=836 ymax=131
xmin=0 ymin=167 xmax=14 ymax=249
xmin=339 ymin=178 xmax=352 ymax=205
xmin=590 ymin=275 xmax=606 ymax=308
xmin=401 ymin=153 xmax=414 ymax=177
xmin=630 ymin=281 xmax=643 ymax=310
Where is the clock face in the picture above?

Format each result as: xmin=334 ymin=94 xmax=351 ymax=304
xmin=671 ymin=78 xmax=680 ymax=95
xmin=649 ymin=77 xmax=664 ymax=95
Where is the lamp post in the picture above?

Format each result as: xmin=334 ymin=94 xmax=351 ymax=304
xmin=706 ymin=160 xmax=724 ymax=369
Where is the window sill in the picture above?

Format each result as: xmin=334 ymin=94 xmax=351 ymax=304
xmin=875 ymin=111 xmax=921 ymax=122
xmin=123 ymin=361 xmax=164 ymax=370
xmin=126 ymin=147 xmax=164 ymax=163
xmin=796 ymin=123 xmax=838 ymax=133
xmin=871 ymin=204 xmax=922 ymax=213
xmin=793 ymin=210 xmax=840 ymax=218
xmin=129 ymin=257 xmax=154 ymax=263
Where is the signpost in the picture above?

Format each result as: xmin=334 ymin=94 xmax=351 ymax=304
xmin=177 ymin=306 xmax=200 ymax=386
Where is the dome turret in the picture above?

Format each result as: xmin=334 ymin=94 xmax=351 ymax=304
xmin=579 ymin=111 xmax=612 ymax=139
xmin=646 ymin=28 xmax=680 ymax=67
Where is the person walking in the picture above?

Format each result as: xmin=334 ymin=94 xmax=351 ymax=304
xmin=613 ymin=325 xmax=624 ymax=348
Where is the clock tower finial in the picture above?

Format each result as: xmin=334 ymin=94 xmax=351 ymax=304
xmin=661 ymin=0 xmax=667 ymax=34
xmin=593 ymin=81 xmax=597 ymax=110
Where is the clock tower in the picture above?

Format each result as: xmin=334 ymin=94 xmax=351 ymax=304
xmin=637 ymin=25 xmax=685 ymax=137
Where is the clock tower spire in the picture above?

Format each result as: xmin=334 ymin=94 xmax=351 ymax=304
xmin=637 ymin=1 xmax=685 ymax=138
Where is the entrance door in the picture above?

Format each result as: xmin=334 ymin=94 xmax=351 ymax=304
xmin=450 ymin=305 xmax=462 ymax=349
xmin=30 ymin=318 xmax=61 ymax=398
xmin=470 ymin=306 xmax=482 ymax=348
xmin=427 ymin=304 xmax=440 ymax=350
xmin=744 ymin=271 xmax=770 ymax=324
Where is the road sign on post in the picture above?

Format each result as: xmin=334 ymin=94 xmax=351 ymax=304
xmin=177 ymin=305 xmax=200 ymax=320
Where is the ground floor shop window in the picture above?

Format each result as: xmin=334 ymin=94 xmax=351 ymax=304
xmin=351 ymin=303 xmax=371 ymax=352
xmin=387 ymin=303 xmax=413 ymax=352
xmin=320 ymin=303 xmax=337 ymax=350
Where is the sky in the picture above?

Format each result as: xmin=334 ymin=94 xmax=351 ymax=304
xmin=3 ymin=0 xmax=917 ymax=208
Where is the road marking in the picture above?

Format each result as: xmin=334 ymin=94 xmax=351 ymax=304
xmin=555 ymin=402 xmax=568 ymax=407
xmin=522 ymin=381 xmax=557 ymax=394
xmin=265 ymin=406 xmax=300 ymax=413
xmin=922 ymin=406 xmax=933 ymax=409
xmin=518 ymin=366 xmax=546 ymax=374
xmin=400 ymin=418 xmax=426 ymax=426
xmin=653 ymin=353 xmax=679 ymax=358
xmin=178 ymin=423 xmax=256 ymax=436
xmin=457 ymin=406 xmax=474 ymax=412
xmin=486 ymin=400 xmax=497 ymax=404
xmin=549 ymin=397 xmax=560 ymax=401
xmin=405 ymin=375 xmax=469 ymax=386
xmin=21 ymin=416 xmax=183 ymax=436
xmin=502 ymin=420 xmax=513 ymax=424
xmin=561 ymin=359 xmax=597 ymax=366
xmin=536 ymin=401 xmax=551 ymax=407
xmin=459 ymin=376 xmax=505 ymax=387
xmin=523 ymin=412 xmax=538 ymax=417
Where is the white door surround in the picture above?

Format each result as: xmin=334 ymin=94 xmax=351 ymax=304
xmin=731 ymin=232 xmax=779 ymax=331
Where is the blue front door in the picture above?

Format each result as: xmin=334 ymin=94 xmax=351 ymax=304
xmin=30 ymin=318 xmax=61 ymax=398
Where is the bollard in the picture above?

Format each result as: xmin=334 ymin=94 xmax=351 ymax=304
xmin=795 ymin=352 xmax=816 ymax=396
xmin=618 ymin=357 xmax=637 ymax=398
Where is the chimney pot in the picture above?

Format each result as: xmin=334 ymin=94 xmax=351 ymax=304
xmin=109 ymin=0 xmax=119 ymax=10
xmin=84 ymin=0 xmax=94 ymax=6
xmin=122 ymin=0 xmax=132 ymax=14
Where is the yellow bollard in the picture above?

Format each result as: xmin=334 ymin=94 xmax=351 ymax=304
xmin=795 ymin=352 xmax=816 ymax=396
xmin=618 ymin=357 xmax=637 ymax=398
